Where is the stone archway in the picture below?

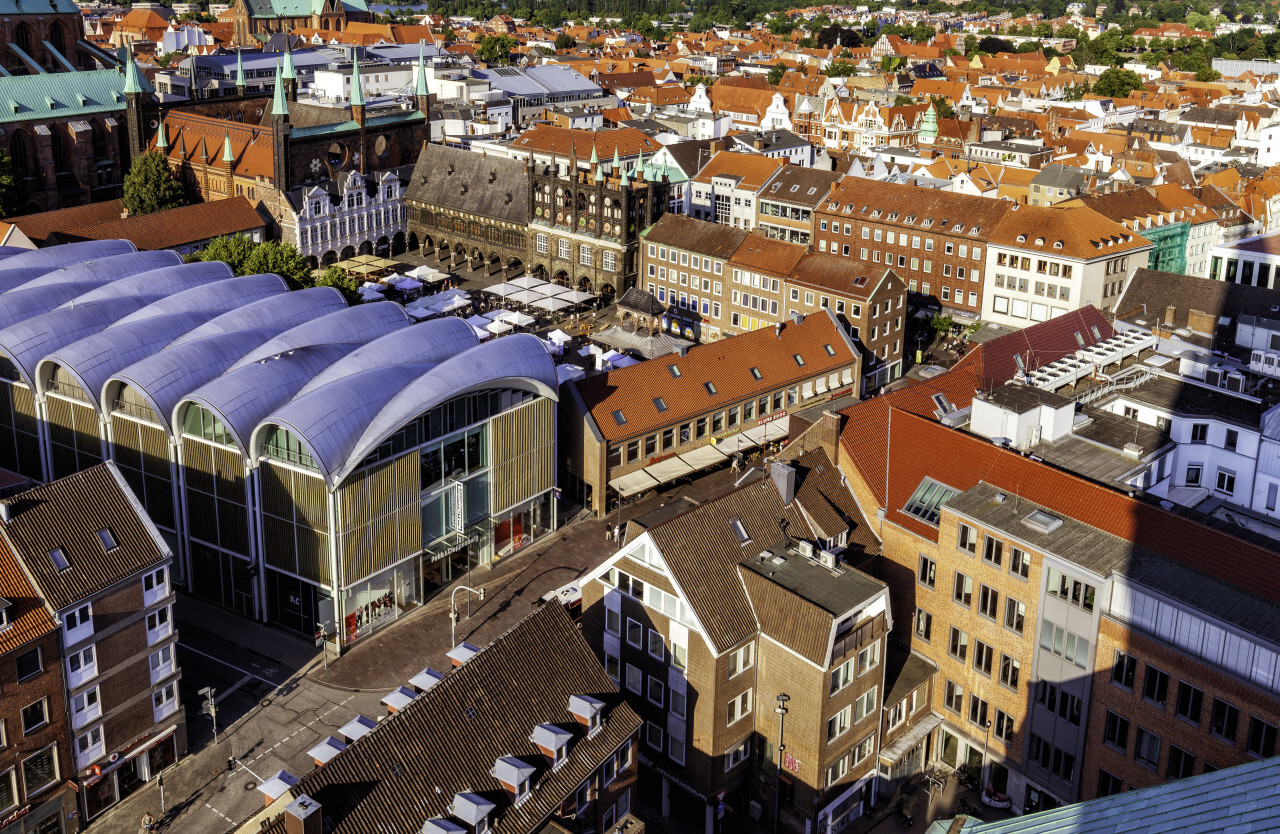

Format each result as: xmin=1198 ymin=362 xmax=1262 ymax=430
xmin=340 ymin=245 xmax=356 ymax=260
xmin=506 ymin=257 xmax=524 ymax=279
xmin=600 ymin=282 xmax=617 ymax=306
xmin=375 ymin=236 xmax=390 ymax=256
xmin=487 ymin=252 xmax=500 ymax=276
xmin=322 ymin=251 xmax=338 ymax=266
xmin=306 ymin=256 xmax=320 ymax=271
xmin=553 ymin=269 xmax=569 ymax=286
xmin=530 ymin=263 xmax=547 ymax=281
xmin=578 ymin=275 xmax=592 ymax=291
xmin=453 ymin=243 xmax=465 ymax=266
xmin=358 ymin=240 xmax=373 ymax=256
xmin=410 ymin=232 xmax=421 ymax=254
xmin=392 ymin=232 xmax=406 ymax=256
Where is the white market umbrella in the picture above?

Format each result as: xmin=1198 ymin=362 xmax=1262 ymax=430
xmin=484 ymin=284 xmax=517 ymax=298
xmin=507 ymin=275 xmax=549 ymax=290
xmin=535 ymin=282 xmax=574 ymax=297
xmin=547 ymin=329 xmax=573 ymax=345
xmin=498 ymin=310 xmax=535 ymax=327
xmin=534 ymin=297 xmax=573 ymax=313
xmin=486 ymin=320 xmax=514 ymax=335
xmin=507 ymin=289 xmax=543 ymax=305
xmin=561 ymin=290 xmax=595 ymax=304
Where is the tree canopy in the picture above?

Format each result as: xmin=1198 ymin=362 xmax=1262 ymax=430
xmin=766 ymin=62 xmax=786 ymax=85
xmin=0 ymin=151 xmax=24 ymax=220
xmin=1092 ymin=67 xmax=1145 ymax=98
xmin=313 ymin=266 xmax=362 ymax=303
xmin=122 ymin=151 xmax=189 ymax=217
xmin=476 ymin=35 xmax=519 ymax=65
xmin=186 ymin=236 xmax=310 ymax=287
xmin=554 ymin=32 xmax=577 ymax=49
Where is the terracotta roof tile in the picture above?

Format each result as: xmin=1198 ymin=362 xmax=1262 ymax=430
xmin=510 ymin=124 xmax=661 ymax=157
xmin=728 ymin=233 xmax=806 ymax=277
xmin=0 ymin=537 xmax=57 ymax=658
xmin=692 ymin=150 xmax=786 ymax=190
xmin=987 ymin=204 xmax=1151 ymax=260
xmin=788 ymin=255 xmax=898 ymax=300
xmin=46 ymin=197 xmax=266 ymax=251
xmin=576 ymin=310 xmax=858 ymax=443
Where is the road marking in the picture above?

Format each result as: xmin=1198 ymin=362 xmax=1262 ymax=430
xmin=181 ymin=643 xmax=275 ymax=686
xmin=215 ymin=674 xmax=253 ymax=704
xmin=204 ymin=802 xmax=233 ymax=823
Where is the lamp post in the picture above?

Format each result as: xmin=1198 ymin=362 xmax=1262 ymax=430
xmin=449 ymin=584 xmax=486 ymax=647
xmin=981 ymin=719 xmax=992 ymax=794
xmin=774 ymin=693 xmax=790 ymax=834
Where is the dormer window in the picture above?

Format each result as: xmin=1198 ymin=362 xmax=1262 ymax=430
xmin=0 ymin=597 xmax=11 ymax=631
xmin=491 ymin=757 xmax=537 ymax=807
xmin=568 ymin=695 xmax=605 ymax=737
xmin=450 ymin=793 xmax=495 ymax=833
xmin=531 ymin=723 xmax=574 ymax=771
xmin=49 ymin=548 xmax=70 ymax=572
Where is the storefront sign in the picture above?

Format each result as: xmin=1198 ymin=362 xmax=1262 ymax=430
xmin=429 ymin=534 xmax=480 ymax=563
xmin=450 ymin=483 xmax=465 ymax=532
xmin=827 ymin=387 xmax=852 ymax=400
xmin=1 ymin=804 xmax=31 ymax=827
xmin=756 ymin=410 xmax=788 ymax=427
xmin=119 ymin=733 xmax=152 ymax=757
xmin=783 ymin=752 xmax=801 ymax=773
xmin=646 ymin=452 xmax=676 ymax=465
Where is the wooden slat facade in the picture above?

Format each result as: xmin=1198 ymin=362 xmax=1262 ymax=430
xmin=491 ymin=397 xmax=554 ymax=514
xmin=259 ymin=459 xmax=331 ymax=585
xmin=336 ymin=450 xmax=420 ymax=588
xmin=110 ymin=414 xmax=176 ymax=530
xmin=180 ymin=437 xmax=249 ymax=556
xmin=46 ymin=396 xmax=103 ymax=481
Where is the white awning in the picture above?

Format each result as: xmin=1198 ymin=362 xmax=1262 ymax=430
xmin=679 ymin=444 xmax=728 ymax=469
xmin=801 ymin=381 xmax=815 ymax=400
xmin=841 ymin=368 xmax=854 ymax=386
xmin=879 ymin=712 xmax=943 ymax=763
xmin=647 ymin=454 xmax=697 ymax=483
xmin=815 ymin=375 xmax=828 ymax=393
xmin=609 ymin=469 xmax=659 ymax=498
xmin=714 ymin=431 xmax=757 ymax=453
xmin=742 ymin=416 xmax=790 ymax=445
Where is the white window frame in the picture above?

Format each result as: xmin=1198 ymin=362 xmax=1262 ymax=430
xmin=71 ymin=686 xmax=101 ymax=730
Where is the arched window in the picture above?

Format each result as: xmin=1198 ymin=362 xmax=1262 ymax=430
xmin=8 ymin=130 xmax=31 ymax=179
xmin=48 ymin=22 xmax=66 ymax=57
xmin=14 ymin=23 xmax=33 ymax=57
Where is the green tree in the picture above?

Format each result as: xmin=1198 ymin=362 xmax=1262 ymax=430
xmin=929 ymin=312 xmax=955 ymax=339
xmin=554 ymin=32 xmax=577 ymax=49
xmin=825 ymin=60 xmax=857 ymax=77
xmin=767 ymin=62 xmax=787 ymax=85
xmin=1195 ymin=67 xmax=1223 ymax=80
xmin=931 ymin=95 xmax=954 ymax=119
xmin=122 ymin=151 xmax=188 ymax=217
xmin=313 ymin=265 xmax=361 ymax=303
xmin=186 ymin=234 xmax=254 ymax=272
xmin=242 ymin=240 xmax=311 ymax=286
xmin=0 ymin=150 xmax=23 ymax=219
xmin=1092 ymin=67 xmax=1145 ymax=97
xmin=977 ymin=35 xmax=1014 ymax=54
xmin=476 ymin=35 xmax=518 ymax=64
xmin=893 ymin=94 xmax=914 ymax=106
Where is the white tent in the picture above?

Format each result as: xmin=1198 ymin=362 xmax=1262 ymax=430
xmin=466 ymin=314 xmax=492 ymax=329
xmin=432 ymin=296 xmax=470 ymax=314
xmin=407 ymin=307 xmax=438 ymax=320
xmin=546 ymin=329 xmax=573 ymax=345
xmin=497 ymin=310 xmax=535 ymax=327
xmin=507 ymin=275 xmax=549 ymax=290
xmin=533 ymin=297 xmax=573 ymax=313
xmin=393 ymin=277 xmax=423 ymax=292
xmin=359 ymin=287 xmax=385 ymax=302
xmin=610 ymin=354 xmax=640 ymax=368
xmin=561 ymin=290 xmax=595 ymax=304
xmin=484 ymin=284 xmax=517 ymax=297
xmin=535 ymin=283 xmax=573 ymax=298
xmin=507 ymin=289 xmax=543 ymax=305
xmin=486 ymin=320 xmax=514 ymax=335
xmin=361 ymin=280 xmax=386 ymax=292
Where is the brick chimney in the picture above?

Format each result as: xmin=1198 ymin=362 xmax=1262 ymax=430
xmin=283 ymin=795 xmax=323 ymax=834
xmin=1164 ymin=305 xmax=1176 ymax=325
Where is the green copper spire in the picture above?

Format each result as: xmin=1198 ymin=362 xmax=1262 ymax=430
xmin=235 ymin=48 xmax=246 ymax=88
xmin=620 ymin=164 xmax=630 ymax=186
xmin=611 ymin=147 xmax=620 ymax=169
xmin=349 ymin=57 xmax=364 ymax=108
xmin=595 ymin=163 xmax=604 ymax=183
xmin=414 ymin=43 xmax=429 ymax=97
xmin=271 ymin=62 xmax=288 ymax=117
xmin=282 ymin=44 xmax=297 ymax=80
xmin=156 ymin=121 xmax=168 ymax=150
xmin=223 ymin=131 xmax=235 ymax=163
xmin=919 ymin=101 xmax=939 ymax=143
xmin=589 ymin=143 xmax=598 ymax=165
xmin=122 ymin=51 xmax=145 ymax=95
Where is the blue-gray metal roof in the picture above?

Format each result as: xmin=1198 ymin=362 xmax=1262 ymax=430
xmin=0 ymin=282 xmax=114 ymax=331
xmin=105 ymin=288 xmax=349 ymax=436
xmin=40 ymin=275 xmax=288 ymax=410
xmin=66 ymin=261 xmax=234 ymax=307
xmin=295 ymin=315 xmax=478 ymax=396
xmin=232 ymin=301 xmax=409 ymax=368
xmin=256 ymin=333 xmax=559 ymax=489
xmin=932 ymin=756 xmax=1280 ymax=834
xmin=0 ymin=240 xmax=135 ymax=274
xmin=2 ymin=250 xmax=178 ymax=296
xmin=177 ymin=304 xmax=411 ymax=455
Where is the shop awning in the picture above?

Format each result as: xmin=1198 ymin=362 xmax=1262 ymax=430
xmin=742 ymin=416 xmax=790 ymax=446
xmin=714 ymin=431 xmax=757 ymax=454
xmin=609 ymin=469 xmax=659 ymax=498
xmin=258 ymin=770 xmax=300 ymax=802
xmin=879 ymin=712 xmax=944 ymax=763
xmin=842 ymin=368 xmax=855 ymax=386
xmin=679 ymin=444 xmax=728 ymax=470
xmin=647 ymin=455 xmax=697 ymax=483
xmin=309 ymin=736 xmax=347 ymax=766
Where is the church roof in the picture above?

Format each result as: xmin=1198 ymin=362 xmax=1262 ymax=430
xmin=404 ymin=143 xmax=529 ymax=226
xmin=0 ymin=69 xmax=146 ymax=125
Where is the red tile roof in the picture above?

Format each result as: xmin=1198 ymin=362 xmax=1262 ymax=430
xmin=48 ymin=197 xmax=266 ymax=251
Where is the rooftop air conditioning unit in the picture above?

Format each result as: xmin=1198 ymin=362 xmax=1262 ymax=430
xmin=797 ymin=541 xmax=815 ymax=560
xmin=819 ymin=550 xmax=838 ymax=570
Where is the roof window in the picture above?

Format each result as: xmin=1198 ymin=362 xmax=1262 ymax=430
xmin=668 ymin=364 xmax=682 ymax=379
xmin=824 ymin=344 xmax=836 ymax=356
xmin=1074 ymin=331 xmax=1085 ymax=348
xmin=49 ymin=548 xmax=70 ymax=572
xmin=0 ymin=597 xmax=10 ymax=631
xmin=96 ymin=528 xmax=117 ymax=552
xmin=1022 ymin=509 xmax=1063 ymax=535
xmin=903 ymin=478 xmax=958 ymax=525
xmin=750 ymin=367 xmax=763 ymax=380
xmin=1091 ymin=326 xmax=1102 ymax=340
xmin=612 ymin=410 xmax=627 ymax=426
xmin=653 ymin=397 xmax=668 ymax=413
xmin=729 ymin=518 xmax=751 ymax=544
xmin=704 ymin=381 xmax=717 ymax=395
xmin=793 ymin=354 xmax=805 ymax=367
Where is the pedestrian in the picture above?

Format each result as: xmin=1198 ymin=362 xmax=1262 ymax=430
xmin=141 ymin=811 xmax=156 ymax=833
xmin=613 ymin=524 xmax=621 ymax=543
xmin=605 ymin=525 xmax=612 ymax=542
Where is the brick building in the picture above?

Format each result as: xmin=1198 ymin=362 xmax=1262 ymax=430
xmin=581 ymin=448 xmax=895 ymax=834
xmin=754 ymin=166 xmax=842 ymax=246
xmin=815 ymin=179 xmax=1012 ymax=318
xmin=0 ymin=526 xmax=78 ymax=834
xmin=560 ymin=310 xmax=860 ymax=516
xmin=0 ymin=463 xmax=185 ymax=822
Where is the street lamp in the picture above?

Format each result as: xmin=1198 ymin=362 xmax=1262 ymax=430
xmin=774 ymin=693 xmax=790 ymax=834
xmin=981 ymin=719 xmax=993 ymax=794
xmin=449 ymin=584 xmax=486 ymax=647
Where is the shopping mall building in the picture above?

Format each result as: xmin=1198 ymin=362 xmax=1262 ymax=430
xmin=0 ymin=241 xmax=560 ymax=651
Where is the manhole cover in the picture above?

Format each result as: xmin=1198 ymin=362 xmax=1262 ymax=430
xmin=244 ymin=782 xmax=257 ymax=791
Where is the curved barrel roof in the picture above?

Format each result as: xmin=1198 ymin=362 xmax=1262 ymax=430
xmin=0 ymin=240 xmax=136 ymax=276
xmin=67 ymin=261 xmax=233 ymax=307
xmin=232 ymin=301 xmax=410 ymax=368
xmin=38 ymin=275 xmax=288 ymax=410
xmin=0 ymin=252 xmax=181 ymax=329
xmin=295 ymin=315 xmax=479 ymax=397
xmin=15 ymin=250 xmax=180 ymax=293
xmin=256 ymin=333 xmax=559 ymax=489
xmin=105 ymin=288 xmax=349 ymax=436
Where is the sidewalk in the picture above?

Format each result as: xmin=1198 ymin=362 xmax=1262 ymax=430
xmin=309 ymin=467 xmax=742 ymax=691
xmin=177 ymin=596 xmax=321 ymax=685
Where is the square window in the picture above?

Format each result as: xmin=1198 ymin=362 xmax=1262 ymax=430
xmin=1143 ymin=666 xmax=1170 ymax=708
xmin=953 ymin=572 xmax=972 ymax=606
xmin=1104 ymin=710 xmax=1130 ymax=751
xmin=914 ymin=608 xmax=932 ymax=641
xmin=1135 ymin=727 xmax=1161 ymax=768
xmin=648 ymin=630 xmax=665 ymax=661
xmin=949 ymin=627 xmax=968 ymax=663
xmin=20 ymin=700 xmax=46 ymax=736
xmin=15 ymin=649 xmax=41 ymax=682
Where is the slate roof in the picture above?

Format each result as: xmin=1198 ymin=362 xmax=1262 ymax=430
xmin=788 ymin=256 xmax=895 ymax=300
xmin=1116 ymin=267 xmax=1280 ymax=331
xmin=404 ymin=143 xmax=529 ymax=226
xmin=758 ymin=165 xmax=841 ymax=208
xmin=574 ymin=309 xmax=857 ymax=443
xmin=270 ymin=604 xmax=641 ymax=834
xmin=641 ymin=213 xmax=747 ymax=258
xmin=616 ymin=287 xmax=666 ymax=317
xmin=0 ymin=69 xmax=146 ymax=126
xmin=0 ymin=463 xmax=169 ymax=611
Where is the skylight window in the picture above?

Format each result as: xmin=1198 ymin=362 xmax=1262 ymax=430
xmin=1074 ymin=331 xmax=1085 ymax=348
xmin=1091 ymin=326 xmax=1101 ymax=340
xmin=704 ymin=381 xmax=717 ymax=395
xmin=729 ymin=518 xmax=750 ymax=544
xmin=668 ymin=364 xmax=682 ymax=379
xmin=612 ymin=410 xmax=627 ymax=426
xmin=793 ymin=354 xmax=805 ymax=367
xmin=96 ymin=528 xmax=117 ymax=552
xmin=750 ymin=367 xmax=762 ymax=380
xmin=49 ymin=548 xmax=70 ymax=572
xmin=824 ymin=344 xmax=836 ymax=356
xmin=653 ymin=397 xmax=668 ymax=413
xmin=903 ymin=479 xmax=958 ymax=525
xmin=1023 ymin=510 xmax=1063 ymax=535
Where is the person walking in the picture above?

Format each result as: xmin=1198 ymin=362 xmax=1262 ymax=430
xmin=141 ymin=811 xmax=156 ymax=833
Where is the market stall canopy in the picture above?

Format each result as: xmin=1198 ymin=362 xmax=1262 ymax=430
xmin=616 ymin=286 xmax=667 ymax=317
xmin=546 ymin=329 xmax=573 ymax=345
xmin=590 ymin=325 xmax=693 ymax=360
